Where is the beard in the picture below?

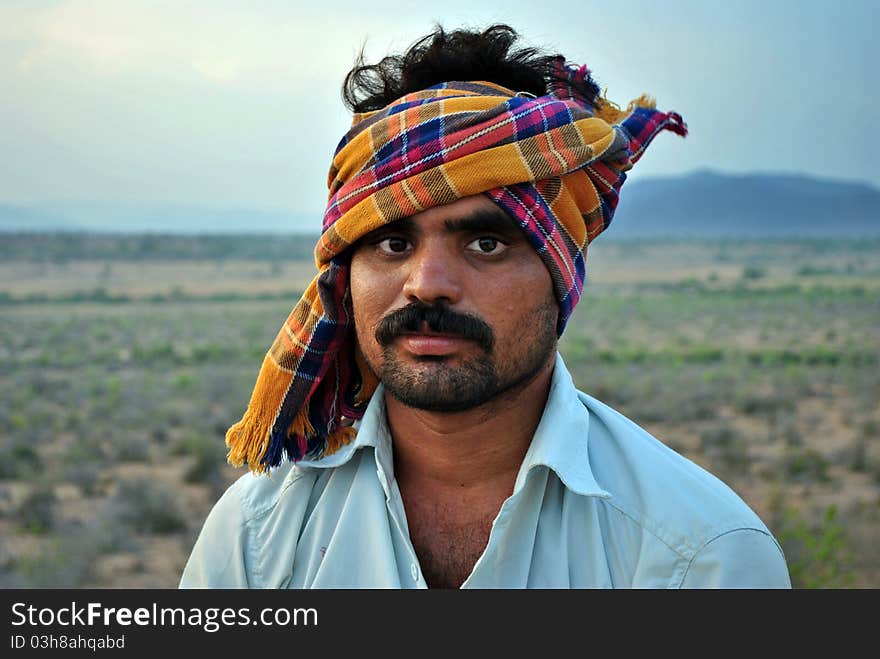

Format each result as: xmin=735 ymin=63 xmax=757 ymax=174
xmin=367 ymin=297 xmax=558 ymax=413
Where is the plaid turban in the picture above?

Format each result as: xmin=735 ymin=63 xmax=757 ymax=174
xmin=226 ymin=58 xmax=687 ymax=473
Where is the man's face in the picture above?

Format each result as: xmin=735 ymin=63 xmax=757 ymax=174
xmin=349 ymin=194 xmax=558 ymax=412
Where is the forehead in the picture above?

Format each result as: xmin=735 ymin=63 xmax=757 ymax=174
xmin=359 ymin=194 xmax=521 ymax=241
xmin=409 ymin=194 xmax=512 ymax=225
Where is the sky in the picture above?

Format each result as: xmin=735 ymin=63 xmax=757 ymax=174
xmin=1 ymin=0 xmax=877 ymax=229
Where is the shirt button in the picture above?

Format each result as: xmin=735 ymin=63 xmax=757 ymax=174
xmin=410 ymin=563 xmax=420 ymax=582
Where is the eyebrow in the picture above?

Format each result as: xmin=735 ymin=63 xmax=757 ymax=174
xmin=442 ymin=209 xmax=521 ymax=236
xmin=365 ymin=207 xmax=520 ymax=241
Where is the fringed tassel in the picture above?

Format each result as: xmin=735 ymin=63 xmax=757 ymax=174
xmin=627 ymin=93 xmax=657 ymax=111
xmin=286 ymin=401 xmax=316 ymax=440
xmin=595 ymin=90 xmax=623 ymax=124
xmin=225 ymin=354 xmax=294 ymax=473
xmin=663 ymin=111 xmax=688 ymax=137
xmin=319 ymin=347 xmax=378 ymax=459
xmin=323 ymin=424 xmax=357 ymax=457
xmin=596 ymin=92 xmax=659 ymax=124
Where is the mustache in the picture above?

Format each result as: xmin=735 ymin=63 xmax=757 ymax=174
xmin=375 ymin=303 xmax=495 ymax=352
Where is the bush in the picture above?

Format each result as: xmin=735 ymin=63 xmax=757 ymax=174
xmin=699 ymin=424 xmax=751 ymax=479
xmin=60 ymin=438 xmax=109 ymax=495
xmin=111 ymin=435 xmax=152 ymax=463
xmin=109 ymin=479 xmax=186 ymax=534
xmin=0 ymin=440 xmax=43 ymax=480
xmin=699 ymin=424 xmax=739 ymax=452
xmin=63 ymin=461 xmax=103 ymax=497
xmin=777 ymin=505 xmax=856 ymax=588
xmin=741 ymin=265 xmax=766 ymax=280
xmin=5 ymin=512 xmax=134 ymax=588
xmin=172 ymin=435 xmax=227 ymax=486
xmin=6 ymin=535 xmax=87 ymax=588
xmin=14 ymin=485 xmax=56 ymax=534
xmin=783 ymin=447 xmax=831 ymax=484
xmin=735 ymin=390 xmax=795 ymax=418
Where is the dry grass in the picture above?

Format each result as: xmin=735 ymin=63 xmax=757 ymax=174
xmin=1 ymin=235 xmax=877 ymax=587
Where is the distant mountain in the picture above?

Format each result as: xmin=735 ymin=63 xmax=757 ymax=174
xmin=0 ymin=203 xmax=314 ymax=234
xmin=607 ymin=169 xmax=880 ymax=239
xmin=0 ymin=204 xmax=81 ymax=231
xmin=2 ymin=171 xmax=878 ymax=237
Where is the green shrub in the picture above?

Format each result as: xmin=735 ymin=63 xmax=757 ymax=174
xmin=8 ymin=536 xmax=87 ymax=588
xmin=109 ymin=479 xmax=186 ymax=534
xmin=0 ymin=440 xmax=44 ymax=479
xmin=14 ymin=485 xmax=56 ymax=534
xmin=735 ymin=390 xmax=795 ymax=418
xmin=741 ymin=265 xmax=766 ymax=280
xmin=699 ymin=424 xmax=750 ymax=479
xmin=172 ymin=435 xmax=226 ymax=485
xmin=6 ymin=512 xmax=134 ymax=588
xmin=796 ymin=264 xmax=836 ymax=276
xmin=783 ymin=447 xmax=831 ymax=484
xmin=112 ymin=435 xmax=152 ymax=463
xmin=63 ymin=461 xmax=103 ymax=497
xmin=777 ymin=505 xmax=856 ymax=588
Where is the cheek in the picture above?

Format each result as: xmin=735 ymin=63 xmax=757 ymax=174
xmin=350 ymin=255 xmax=395 ymax=353
xmin=477 ymin=258 xmax=555 ymax=334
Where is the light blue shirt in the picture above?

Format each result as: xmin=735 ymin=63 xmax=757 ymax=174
xmin=180 ymin=353 xmax=791 ymax=588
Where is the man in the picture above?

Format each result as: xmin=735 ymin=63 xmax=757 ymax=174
xmin=180 ymin=24 xmax=791 ymax=588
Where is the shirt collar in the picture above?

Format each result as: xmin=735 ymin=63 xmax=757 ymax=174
xmin=297 ymin=352 xmax=610 ymax=500
xmin=294 ymin=382 xmax=395 ymax=494
xmin=512 ymin=352 xmax=610 ymax=498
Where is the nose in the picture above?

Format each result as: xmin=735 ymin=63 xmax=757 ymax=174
xmin=401 ymin=241 xmax=463 ymax=306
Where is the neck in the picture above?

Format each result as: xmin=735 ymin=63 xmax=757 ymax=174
xmin=386 ymin=353 xmax=556 ymax=493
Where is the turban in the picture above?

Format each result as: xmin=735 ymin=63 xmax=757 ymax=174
xmin=226 ymin=57 xmax=687 ymax=473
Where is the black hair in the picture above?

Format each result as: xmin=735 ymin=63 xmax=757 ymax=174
xmin=342 ymin=23 xmax=600 ymax=113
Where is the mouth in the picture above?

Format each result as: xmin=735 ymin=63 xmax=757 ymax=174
xmin=395 ymin=323 xmax=474 ymax=357
xmin=376 ymin=307 xmax=495 ymax=354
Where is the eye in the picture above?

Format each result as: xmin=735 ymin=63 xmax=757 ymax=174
xmin=466 ymin=237 xmax=507 ymax=256
xmin=377 ymin=237 xmax=411 ymax=254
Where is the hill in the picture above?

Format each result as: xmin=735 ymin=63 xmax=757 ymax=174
xmin=0 ymin=204 xmax=81 ymax=231
xmin=608 ymin=169 xmax=879 ymax=239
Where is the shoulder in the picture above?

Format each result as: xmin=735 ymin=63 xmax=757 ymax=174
xmin=179 ymin=459 xmax=326 ymax=588
xmin=228 ymin=460 xmax=319 ymax=522
xmin=576 ymin=390 xmax=790 ymax=586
